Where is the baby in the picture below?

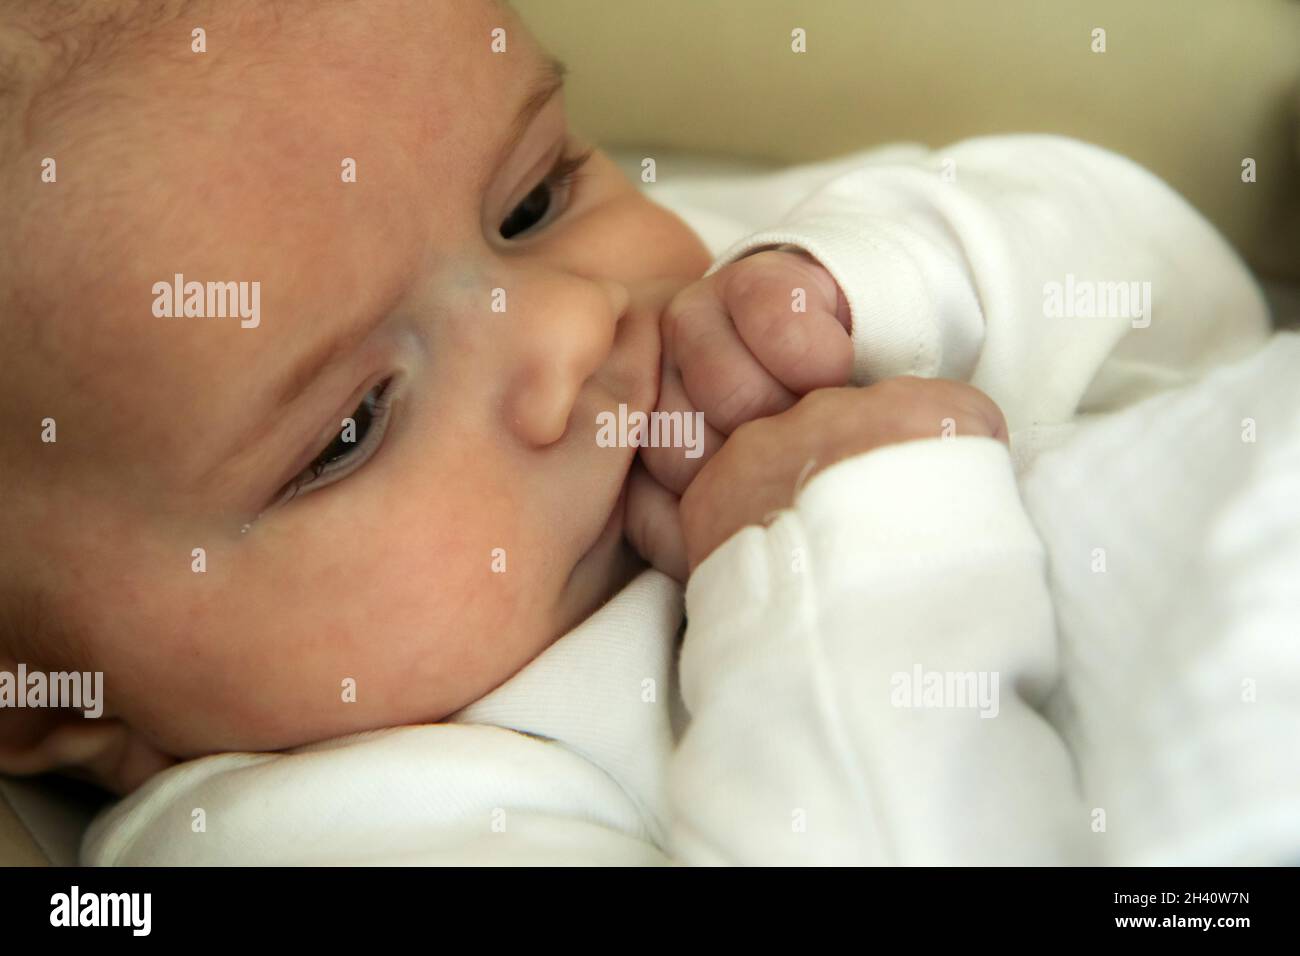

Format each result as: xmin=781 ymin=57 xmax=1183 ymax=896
xmin=3 ymin=0 xmax=1294 ymax=865
xmin=0 ymin=0 xmax=714 ymax=785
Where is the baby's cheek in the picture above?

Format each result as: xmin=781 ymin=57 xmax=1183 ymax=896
xmin=625 ymin=197 xmax=713 ymax=282
xmin=106 ymin=439 xmax=568 ymax=751
xmin=76 ymin=509 xmax=450 ymax=752
xmin=335 ymin=473 xmax=543 ymax=713
xmin=570 ymin=182 xmax=711 ymax=284
xmin=649 ymin=201 xmax=713 ymax=280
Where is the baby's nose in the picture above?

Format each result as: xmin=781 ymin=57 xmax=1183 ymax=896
xmin=504 ymin=277 xmax=627 ymax=447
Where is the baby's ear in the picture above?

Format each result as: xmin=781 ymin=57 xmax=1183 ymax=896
xmin=0 ymin=655 xmax=176 ymax=795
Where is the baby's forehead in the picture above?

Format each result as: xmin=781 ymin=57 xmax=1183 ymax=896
xmin=8 ymin=0 xmax=541 ymax=300
xmin=8 ymin=0 xmax=530 ymax=171
xmin=3 ymin=0 xmax=541 ymax=466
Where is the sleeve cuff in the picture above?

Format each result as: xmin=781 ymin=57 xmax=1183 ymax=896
xmin=706 ymin=218 xmax=941 ymax=385
xmin=683 ymin=436 xmax=1040 ymax=676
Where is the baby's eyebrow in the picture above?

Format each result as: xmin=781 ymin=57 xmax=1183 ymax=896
xmin=481 ymin=55 xmax=568 ymax=192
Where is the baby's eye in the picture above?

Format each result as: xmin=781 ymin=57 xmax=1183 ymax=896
xmin=277 ymin=377 xmax=395 ymax=503
xmin=499 ymin=145 xmax=593 ymax=240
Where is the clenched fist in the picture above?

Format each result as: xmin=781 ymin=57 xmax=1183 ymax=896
xmin=641 ymin=248 xmax=853 ymax=495
xmin=627 ymin=377 xmax=1008 ymax=580
xmin=626 ymin=249 xmax=853 ymax=579
xmin=678 ymin=379 xmax=1008 ymax=573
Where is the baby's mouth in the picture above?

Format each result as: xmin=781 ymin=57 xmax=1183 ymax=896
xmin=564 ymin=462 xmax=632 ymax=594
xmin=592 ymin=448 xmax=634 ymax=548
xmin=567 ymin=286 xmax=673 ymax=568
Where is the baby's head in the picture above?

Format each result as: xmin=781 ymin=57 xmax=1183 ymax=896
xmin=0 ymin=0 xmax=710 ymax=790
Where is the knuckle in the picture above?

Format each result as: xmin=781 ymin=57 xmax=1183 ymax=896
xmin=712 ymin=373 xmax=774 ymax=430
xmin=726 ymin=414 xmax=782 ymax=460
xmin=733 ymin=290 xmax=786 ymax=344
xmin=899 ymin=380 xmax=999 ymax=438
xmin=663 ymin=286 xmax=717 ymax=354
xmin=818 ymin=328 xmax=855 ymax=384
xmin=797 ymin=385 xmax=849 ymax=416
xmin=679 ymin=470 xmax=717 ymax=532
xmin=728 ymin=415 xmax=764 ymax=445
xmin=875 ymin=374 xmax=930 ymax=399
xmin=777 ymin=327 xmax=822 ymax=381
xmin=724 ymin=253 xmax=787 ymax=308
xmin=661 ymin=303 xmax=683 ymax=351
xmin=639 ymin=445 xmax=688 ymax=494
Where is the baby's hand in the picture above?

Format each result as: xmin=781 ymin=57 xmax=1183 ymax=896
xmin=639 ymin=249 xmax=853 ymax=497
xmin=627 ymin=250 xmax=852 ymax=581
xmin=666 ymin=248 xmax=853 ymax=432
xmin=678 ymin=378 xmax=1008 ymax=573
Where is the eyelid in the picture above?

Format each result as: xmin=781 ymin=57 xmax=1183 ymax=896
xmin=268 ymin=374 xmax=400 ymax=507
xmin=496 ymin=124 xmax=575 ymax=210
xmin=489 ymin=84 xmax=567 ymax=203
xmin=546 ymin=144 xmax=595 ymax=195
xmin=499 ymin=140 xmax=594 ymax=240
xmin=480 ymin=68 xmax=567 ymax=202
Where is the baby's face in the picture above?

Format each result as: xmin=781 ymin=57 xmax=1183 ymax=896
xmin=7 ymin=0 xmax=710 ymax=756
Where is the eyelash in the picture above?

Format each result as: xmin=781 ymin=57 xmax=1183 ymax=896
xmin=276 ymin=378 xmax=396 ymax=504
xmin=500 ymin=143 xmax=595 ymax=238
xmin=548 ymin=144 xmax=595 ymax=194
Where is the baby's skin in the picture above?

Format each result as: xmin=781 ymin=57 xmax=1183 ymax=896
xmin=0 ymin=0 xmax=1002 ymax=793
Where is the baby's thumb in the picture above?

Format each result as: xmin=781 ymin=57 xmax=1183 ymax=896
xmin=624 ymin=460 xmax=688 ymax=583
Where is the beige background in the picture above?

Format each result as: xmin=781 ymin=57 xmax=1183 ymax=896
xmin=517 ymin=0 xmax=1300 ymax=280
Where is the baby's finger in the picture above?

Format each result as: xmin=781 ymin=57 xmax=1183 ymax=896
xmin=638 ymin=362 xmax=725 ymax=496
xmin=665 ymin=281 xmax=797 ymax=435
xmin=624 ymin=460 xmax=688 ymax=583
xmin=725 ymin=256 xmax=853 ymax=393
xmin=679 ymin=424 xmax=791 ymax=574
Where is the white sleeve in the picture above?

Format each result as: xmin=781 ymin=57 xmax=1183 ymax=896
xmin=668 ymin=436 xmax=1088 ymax=865
xmin=705 ymin=134 xmax=1272 ymax=432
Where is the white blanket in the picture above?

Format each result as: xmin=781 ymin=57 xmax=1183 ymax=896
xmin=1023 ymin=332 xmax=1300 ymax=864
